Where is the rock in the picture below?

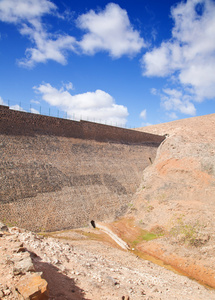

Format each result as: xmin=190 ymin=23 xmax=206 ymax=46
xmin=105 ymin=275 xmax=118 ymax=286
xmin=10 ymin=227 xmax=22 ymax=233
xmin=16 ymin=272 xmax=49 ymax=300
xmin=17 ymin=246 xmax=27 ymax=253
xmin=3 ymin=287 xmax=11 ymax=296
xmin=0 ymin=221 xmax=8 ymax=232
xmin=13 ymin=256 xmax=35 ymax=275
xmin=13 ymin=242 xmax=25 ymax=253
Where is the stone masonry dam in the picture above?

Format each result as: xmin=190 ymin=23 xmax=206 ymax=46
xmin=0 ymin=105 xmax=165 ymax=232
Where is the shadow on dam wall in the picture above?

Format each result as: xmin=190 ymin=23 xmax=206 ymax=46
xmin=0 ymin=105 xmax=165 ymax=231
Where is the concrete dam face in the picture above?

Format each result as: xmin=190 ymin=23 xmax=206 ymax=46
xmin=0 ymin=105 xmax=165 ymax=232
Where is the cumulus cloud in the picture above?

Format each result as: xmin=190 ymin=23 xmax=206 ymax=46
xmin=142 ymin=41 xmax=183 ymax=77
xmin=0 ymin=0 xmax=56 ymax=23
xmin=142 ymin=0 xmax=215 ymax=116
xmin=140 ymin=109 xmax=147 ymax=120
xmin=151 ymin=87 xmax=196 ymax=118
xmin=0 ymin=0 xmax=77 ymax=67
xmin=0 ymin=1 xmax=145 ymax=66
xmin=161 ymin=88 xmax=196 ymax=116
xmin=77 ymin=3 xmax=145 ymax=57
xmin=18 ymin=24 xmax=77 ymax=67
xmin=34 ymin=83 xmax=128 ymax=126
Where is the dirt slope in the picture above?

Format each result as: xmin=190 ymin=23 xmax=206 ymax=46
xmin=135 ymin=113 xmax=215 ymax=226
xmin=127 ymin=114 xmax=215 ymax=286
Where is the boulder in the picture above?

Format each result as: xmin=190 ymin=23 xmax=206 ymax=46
xmin=13 ymin=255 xmax=35 ymax=275
xmin=0 ymin=221 xmax=8 ymax=232
xmin=16 ymin=272 xmax=49 ymax=300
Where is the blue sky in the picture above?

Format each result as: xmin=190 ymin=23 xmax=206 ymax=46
xmin=0 ymin=0 xmax=215 ymax=128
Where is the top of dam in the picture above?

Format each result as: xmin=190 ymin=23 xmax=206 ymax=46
xmin=0 ymin=105 xmax=165 ymax=146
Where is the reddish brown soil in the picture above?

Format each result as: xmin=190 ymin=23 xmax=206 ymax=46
xmin=137 ymin=241 xmax=215 ymax=289
xmin=107 ymin=217 xmax=215 ymax=289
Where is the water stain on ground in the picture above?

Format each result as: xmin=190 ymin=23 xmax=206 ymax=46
xmin=42 ymin=217 xmax=215 ymax=290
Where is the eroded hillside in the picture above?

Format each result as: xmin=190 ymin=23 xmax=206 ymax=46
xmin=126 ymin=114 xmax=215 ymax=287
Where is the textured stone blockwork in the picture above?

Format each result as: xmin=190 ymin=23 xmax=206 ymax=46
xmin=0 ymin=106 xmax=164 ymax=231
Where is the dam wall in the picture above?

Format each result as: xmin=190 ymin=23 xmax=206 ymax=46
xmin=0 ymin=105 xmax=165 ymax=231
xmin=0 ymin=105 xmax=164 ymax=145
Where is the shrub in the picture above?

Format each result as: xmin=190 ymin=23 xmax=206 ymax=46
xmin=169 ymin=215 xmax=208 ymax=247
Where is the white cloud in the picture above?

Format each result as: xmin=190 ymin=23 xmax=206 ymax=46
xmin=142 ymin=41 xmax=183 ymax=77
xmin=77 ymin=3 xmax=145 ymax=58
xmin=142 ymin=0 xmax=215 ymax=116
xmin=167 ymin=112 xmax=178 ymax=119
xmin=30 ymin=107 xmax=40 ymax=114
xmin=18 ymin=25 xmax=77 ymax=67
xmin=179 ymin=57 xmax=215 ymax=100
xmin=150 ymin=88 xmax=158 ymax=95
xmin=30 ymin=99 xmax=40 ymax=104
xmin=34 ymin=83 xmax=128 ymax=126
xmin=0 ymin=1 xmax=145 ymax=66
xmin=0 ymin=96 xmax=4 ymax=105
xmin=142 ymin=43 xmax=172 ymax=77
xmin=10 ymin=104 xmax=25 ymax=111
xmin=0 ymin=0 xmax=77 ymax=67
xmin=0 ymin=0 xmax=56 ymax=23
xmin=161 ymin=88 xmax=196 ymax=116
xmin=140 ymin=109 xmax=147 ymax=120
xmin=63 ymin=81 xmax=74 ymax=91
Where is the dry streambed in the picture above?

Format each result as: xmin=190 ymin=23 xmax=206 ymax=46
xmin=99 ymin=218 xmax=215 ymax=289
xmin=1 ymin=221 xmax=215 ymax=299
xmin=42 ymin=221 xmax=215 ymax=299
